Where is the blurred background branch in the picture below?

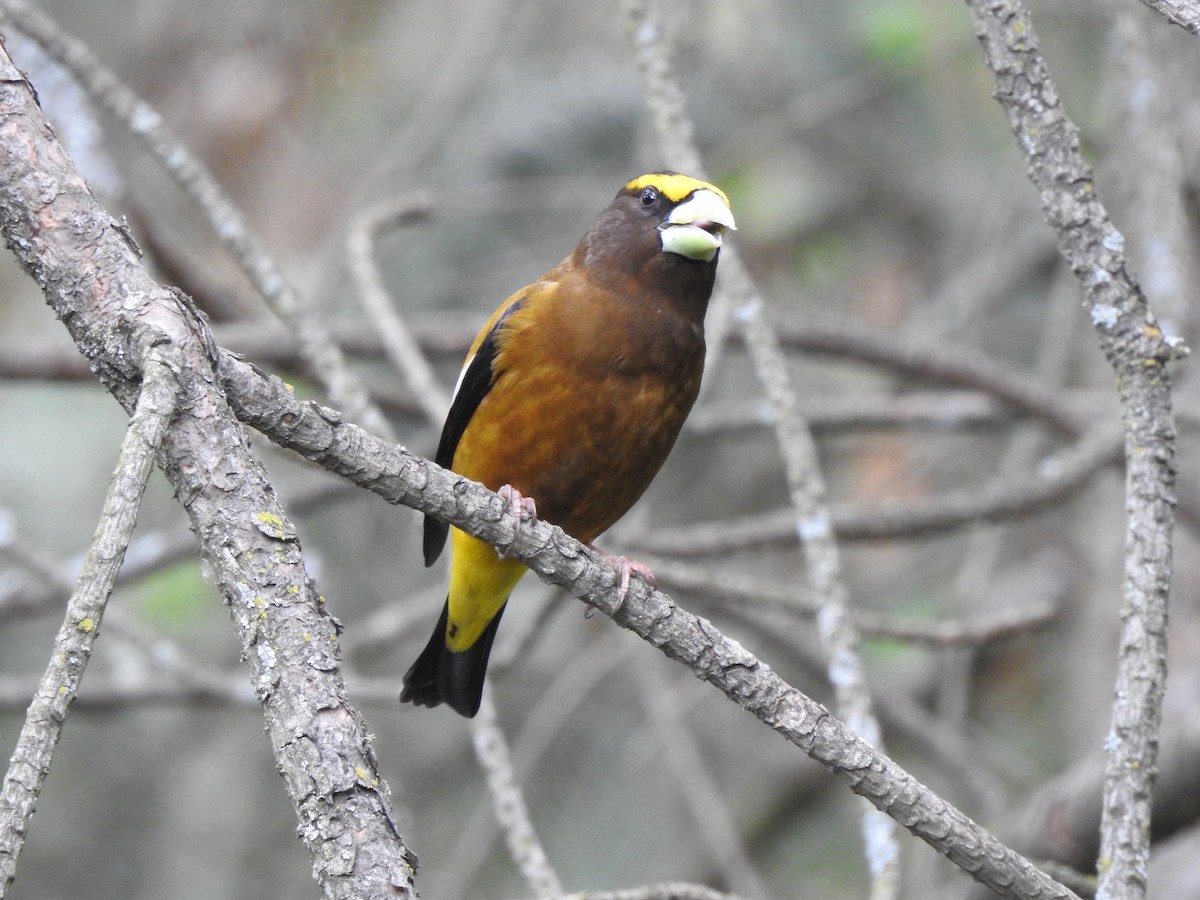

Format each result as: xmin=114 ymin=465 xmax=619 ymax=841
xmin=622 ymin=0 xmax=901 ymax=894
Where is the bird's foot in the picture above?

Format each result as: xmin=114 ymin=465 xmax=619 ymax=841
xmin=495 ymin=484 xmax=538 ymax=559
xmin=586 ymin=545 xmax=656 ymax=610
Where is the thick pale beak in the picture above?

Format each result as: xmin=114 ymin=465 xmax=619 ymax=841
xmin=659 ymin=189 xmax=737 ymax=262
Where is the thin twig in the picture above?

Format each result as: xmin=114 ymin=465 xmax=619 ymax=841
xmin=1103 ymin=0 xmax=1191 ymax=335
xmin=441 ymin=635 xmax=633 ymax=898
xmin=0 ymin=676 xmax=428 ymax=712
xmin=925 ymin=264 xmax=1082 ymax=826
xmin=0 ymin=520 xmax=253 ymax=705
xmin=741 ymin=288 xmax=902 ymax=896
xmin=564 ymin=884 xmax=746 ymax=900
xmin=775 ymin=317 xmax=1088 ymax=435
xmin=639 ymin=421 xmax=1122 ymax=555
xmin=646 ymin=555 xmax=1061 ymax=647
xmin=471 ymin=688 xmax=564 ymax=899
xmin=345 ymin=194 xmax=449 ymax=424
xmin=362 ymin=0 xmax=517 ymax=179
xmin=0 ymin=349 xmax=178 ymax=893
xmin=0 ymin=678 xmax=253 ymax=711
xmin=686 ymin=391 xmax=1014 ymax=437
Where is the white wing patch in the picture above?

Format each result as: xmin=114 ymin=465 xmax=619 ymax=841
xmin=451 ymin=353 xmax=475 ymax=404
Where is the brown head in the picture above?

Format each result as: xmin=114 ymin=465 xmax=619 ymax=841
xmin=575 ymin=171 xmax=736 ymax=308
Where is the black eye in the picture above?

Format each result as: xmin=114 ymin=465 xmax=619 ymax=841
xmin=639 ymin=187 xmax=658 ymax=207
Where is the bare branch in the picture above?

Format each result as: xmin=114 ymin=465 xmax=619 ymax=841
xmin=1104 ymin=0 xmax=1191 ymax=334
xmin=0 ymin=42 xmax=416 ymax=897
xmin=639 ymin=669 xmax=769 ymax=898
xmin=218 ymin=350 xmax=1082 ymax=899
xmin=639 ymin=421 xmax=1122 ymax=554
xmin=1132 ymin=0 xmax=1200 ymax=34
xmin=920 ymin=254 xmax=1084 ymax=828
xmin=686 ymin=391 xmax=1015 ymax=437
xmin=621 ymin=0 xmax=900 ymax=892
xmin=0 ymin=0 xmax=393 ymax=437
xmin=775 ymin=318 xmax=1089 ymax=436
xmin=565 ymin=884 xmax=747 ymax=900
xmin=345 ymin=194 xmax=450 ymax=424
xmin=646 ymin=556 xmax=1061 ymax=647
xmin=966 ymin=2 xmax=1183 ymax=897
xmin=470 ymin=689 xmax=564 ymax=898
xmin=440 ymin=633 xmax=634 ymax=898
xmin=0 ymin=348 xmax=178 ymax=892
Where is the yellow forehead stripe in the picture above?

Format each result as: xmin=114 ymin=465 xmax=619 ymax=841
xmin=624 ymin=173 xmax=730 ymax=207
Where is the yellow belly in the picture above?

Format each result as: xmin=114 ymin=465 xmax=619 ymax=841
xmin=445 ymin=528 xmax=527 ymax=652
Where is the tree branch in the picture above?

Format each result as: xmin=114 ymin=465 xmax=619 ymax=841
xmin=0 ymin=41 xmax=417 ymax=898
xmin=470 ymin=688 xmax=564 ymax=898
xmin=622 ymin=1 xmax=900 ymax=893
xmin=0 ymin=348 xmax=178 ymax=894
xmin=638 ymin=420 xmax=1122 ymax=554
xmin=639 ymin=667 xmax=769 ymax=897
xmin=216 ymin=348 xmax=1081 ymax=899
xmin=565 ymin=884 xmax=746 ymax=900
xmin=1133 ymin=0 xmax=1200 ymax=34
xmin=0 ymin=0 xmax=393 ymax=437
xmin=345 ymin=194 xmax=449 ymax=424
xmin=966 ymin=2 xmax=1183 ymax=897
xmin=645 ymin=555 xmax=1062 ymax=647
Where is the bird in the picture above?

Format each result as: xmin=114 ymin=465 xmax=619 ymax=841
xmin=400 ymin=171 xmax=735 ymax=717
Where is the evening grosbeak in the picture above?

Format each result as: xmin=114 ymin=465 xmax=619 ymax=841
xmin=400 ymin=172 xmax=736 ymax=717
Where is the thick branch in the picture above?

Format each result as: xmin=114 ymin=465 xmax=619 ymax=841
xmin=0 ymin=42 xmax=416 ymax=898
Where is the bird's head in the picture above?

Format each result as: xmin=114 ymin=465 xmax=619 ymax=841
xmin=576 ymin=171 xmax=736 ymax=296
xmin=623 ymin=172 xmax=736 ymax=264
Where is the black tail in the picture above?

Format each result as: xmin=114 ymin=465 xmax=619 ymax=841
xmin=399 ymin=600 xmax=507 ymax=718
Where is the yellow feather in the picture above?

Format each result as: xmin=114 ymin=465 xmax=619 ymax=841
xmin=444 ymin=527 xmax=527 ymax=652
xmin=622 ymin=172 xmax=730 ymax=207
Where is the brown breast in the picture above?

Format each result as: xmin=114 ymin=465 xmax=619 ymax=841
xmin=451 ymin=264 xmax=706 ymax=543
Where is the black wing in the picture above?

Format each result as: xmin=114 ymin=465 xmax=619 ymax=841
xmin=422 ymin=301 xmax=523 ymax=566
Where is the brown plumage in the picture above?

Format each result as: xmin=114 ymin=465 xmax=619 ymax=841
xmin=401 ymin=172 xmax=735 ymax=717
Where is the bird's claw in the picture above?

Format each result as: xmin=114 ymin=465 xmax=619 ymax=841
xmin=587 ymin=544 xmax=656 ymax=610
xmin=496 ymin=484 xmax=537 ymax=559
